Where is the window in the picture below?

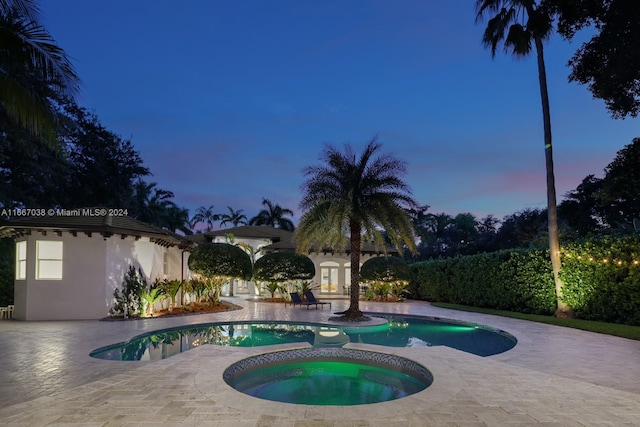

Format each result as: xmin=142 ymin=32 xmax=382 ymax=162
xmin=163 ymin=251 xmax=169 ymax=275
xmin=16 ymin=241 xmax=26 ymax=280
xmin=320 ymin=261 xmax=339 ymax=294
xmin=36 ymin=241 xmax=63 ymax=280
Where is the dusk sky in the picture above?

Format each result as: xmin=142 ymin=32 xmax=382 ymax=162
xmin=40 ymin=1 xmax=639 ymax=225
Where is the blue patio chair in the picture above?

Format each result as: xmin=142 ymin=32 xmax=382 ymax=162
xmin=304 ymin=291 xmax=331 ymax=310
xmin=288 ymin=292 xmax=318 ymax=309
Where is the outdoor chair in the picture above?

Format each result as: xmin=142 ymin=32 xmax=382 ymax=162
xmin=288 ymin=292 xmax=319 ymax=309
xmin=304 ymin=291 xmax=331 ymax=310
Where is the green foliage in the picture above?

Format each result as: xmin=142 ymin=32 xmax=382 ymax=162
xmin=364 ymin=282 xmax=393 ymax=301
xmin=295 ymin=280 xmax=318 ymax=295
xmin=253 ymin=252 xmax=315 ymax=282
xmin=140 ymin=280 xmax=166 ymax=316
xmin=188 ymin=243 xmax=252 ymax=281
xmin=597 ymin=138 xmax=640 ymax=227
xmin=361 ymin=256 xmax=411 ymax=301
xmin=262 ymin=281 xmax=285 ymax=299
xmin=248 ymin=198 xmax=295 ymax=231
xmin=549 ymin=0 xmax=640 ymax=118
xmin=560 ymin=236 xmax=640 ymax=325
xmin=0 ymin=3 xmax=80 ymax=142
xmin=361 ymin=256 xmax=411 ymax=282
xmin=297 ymin=137 xmax=417 ymax=317
xmin=0 ymin=238 xmax=14 ymax=306
xmin=412 ymin=236 xmax=640 ymax=325
xmin=184 ymin=278 xmax=207 ymax=303
xmin=160 ymin=279 xmax=183 ymax=310
xmin=110 ymin=266 xmax=147 ymax=317
xmin=411 ymin=249 xmax=556 ymax=315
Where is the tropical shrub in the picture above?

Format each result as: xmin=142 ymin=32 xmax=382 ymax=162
xmin=160 ymin=279 xmax=183 ymax=311
xmin=183 ymin=278 xmax=207 ymax=304
xmin=361 ymin=256 xmax=411 ymax=301
xmin=262 ymin=281 xmax=285 ymax=299
xmin=0 ymin=238 xmax=14 ymax=306
xmin=111 ymin=265 xmax=147 ymax=317
xmin=140 ymin=280 xmax=165 ymax=316
xmin=188 ymin=243 xmax=252 ymax=305
xmin=253 ymin=252 xmax=315 ymax=300
xmin=295 ymin=280 xmax=318 ymax=295
xmin=253 ymin=252 xmax=315 ymax=282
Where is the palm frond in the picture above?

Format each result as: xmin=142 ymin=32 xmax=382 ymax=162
xmin=0 ymin=0 xmax=39 ymax=21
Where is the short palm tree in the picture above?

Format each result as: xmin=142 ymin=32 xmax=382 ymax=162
xmin=249 ymin=198 xmax=295 ymax=231
xmin=1 ymin=0 xmax=80 ymax=141
xmin=476 ymin=0 xmax=569 ymax=316
xmin=297 ymin=137 xmax=417 ymax=319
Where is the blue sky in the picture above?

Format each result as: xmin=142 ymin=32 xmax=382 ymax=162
xmin=40 ymin=1 xmax=639 ymax=224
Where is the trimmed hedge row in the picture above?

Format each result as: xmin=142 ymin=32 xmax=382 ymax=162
xmin=561 ymin=236 xmax=640 ymax=325
xmin=410 ymin=236 xmax=640 ymax=325
xmin=410 ymin=249 xmax=557 ymax=315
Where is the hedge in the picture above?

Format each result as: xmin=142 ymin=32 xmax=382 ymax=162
xmin=410 ymin=236 xmax=640 ymax=325
xmin=560 ymin=236 xmax=640 ymax=325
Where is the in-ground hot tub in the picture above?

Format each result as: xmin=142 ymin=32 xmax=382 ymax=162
xmin=223 ymin=347 xmax=433 ymax=405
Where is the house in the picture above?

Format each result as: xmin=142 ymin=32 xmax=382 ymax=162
xmin=192 ymin=225 xmax=396 ymax=297
xmin=0 ymin=216 xmax=395 ymax=320
xmin=0 ymin=211 xmax=192 ymax=320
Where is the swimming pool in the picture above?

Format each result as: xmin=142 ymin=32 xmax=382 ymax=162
xmin=90 ymin=314 xmax=517 ymax=361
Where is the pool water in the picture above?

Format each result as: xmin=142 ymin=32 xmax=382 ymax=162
xmin=223 ymin=348 xmax=434 ymax=406
xmin=90 ymin=314 xmax=516 ymax=361
xmin=226 ymin=360 xmax=428 ymax=405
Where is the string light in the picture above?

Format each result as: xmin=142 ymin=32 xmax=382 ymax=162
xmin=560 ymin=251 xmax=639 ymax=266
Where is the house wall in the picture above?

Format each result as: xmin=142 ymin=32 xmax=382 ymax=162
xmin=307 ymin=252 xmax=381 ymax=295
xmin=14 ymin=232 xmax=186 ymax=320
xmin=106 ymin=236 xmax=185 ymax=314
xmin=14 ymin=233 xmax=107 ymax=321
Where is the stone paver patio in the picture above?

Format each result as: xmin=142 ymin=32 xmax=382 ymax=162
xmin=1 ymin=298 xmax=639 ymax=426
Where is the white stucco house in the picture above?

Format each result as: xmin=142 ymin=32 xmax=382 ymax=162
xmin=0 ymin=213 xmax=192 ymax=320
xmin=191 ymin=225 xmax=396 ymax=298
xmin=0 ymin=217 xmax=395 ymax=320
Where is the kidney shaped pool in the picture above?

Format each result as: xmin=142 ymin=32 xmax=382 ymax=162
xmin=90 ymin=314 xmax=517 ymax=361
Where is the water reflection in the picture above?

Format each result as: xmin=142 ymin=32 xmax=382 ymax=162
xmin=90 ymin=316 xmax=517 ymax=361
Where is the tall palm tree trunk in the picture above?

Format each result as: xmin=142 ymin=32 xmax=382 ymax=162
xmin=533 ymin=35 xmax=570 ymax=316
xmin=346 ymin=220 xmax=363 ymax=317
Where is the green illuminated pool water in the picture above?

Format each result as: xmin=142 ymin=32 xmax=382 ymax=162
xmin=90 ymin=314 xmax=516 ymax=361
xmin=226 ymin=360 xmax=428 ymax=405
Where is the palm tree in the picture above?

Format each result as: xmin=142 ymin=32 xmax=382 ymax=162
xmin=164 ymin=205 xmax=192 ymax=235
xmin=249 ymin=198 xmax=295 ymax=231
xmin=191 ymin=205 xmax=218 ymax=232
xmin=297 ymin=137 xmax=417 ymax=319
xmin=1 ymin=0 xmax=80 ymax=141
xmin=129 ymin=180 xmax=175 ymax=227
xmin=476 ymin=0 xmax=569 ymax=316
xmin=219 ymin=206 xmax=248 ymax=227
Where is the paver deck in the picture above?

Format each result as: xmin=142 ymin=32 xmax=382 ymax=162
xmin=1 ymin=298 xmax=639 ymax=426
